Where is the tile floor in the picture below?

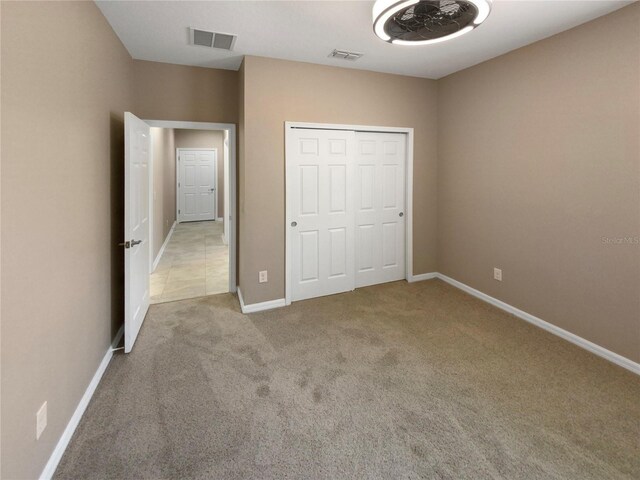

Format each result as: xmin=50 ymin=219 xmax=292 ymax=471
xmin=150 ymin=221 xmax=228 ymax=304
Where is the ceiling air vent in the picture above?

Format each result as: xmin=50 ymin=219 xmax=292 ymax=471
xmin=189 ymin=28 xmax=237 ymax=51
xmin=329 ymin=49 xmax=364 ymax=61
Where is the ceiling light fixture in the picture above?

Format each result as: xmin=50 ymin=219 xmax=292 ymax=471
xmin=372 ymin=0 xmax=492 ymax=45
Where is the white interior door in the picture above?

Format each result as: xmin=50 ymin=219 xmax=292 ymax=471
xmin=178 ymin=149 xmax=216 ymax=222
xmin=355 ymin=132 xmax=406 ymax=287
xmin=288 ymin=129 xmax=355 ymax=301
xmin=124 ymin=112 xmax=151 ymax=353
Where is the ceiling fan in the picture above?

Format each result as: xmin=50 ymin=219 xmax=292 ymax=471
xmin=373 ymin=0 xmax=492 ymax=45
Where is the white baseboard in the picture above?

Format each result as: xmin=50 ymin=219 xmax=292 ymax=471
xmin=152 ymin=221 xmax=176 ymax=272
xmin=39 ymin=327 xmax=123 ymax=479
xmin=216 ymin=217 xmax=223 ymax=222
xmin=436 ymin=273 xmax=640 ymax=376
xmin=237 ymin=287 xmax=286 ymax=314
xmin=408 ymin=272 xmax=438 ymax=283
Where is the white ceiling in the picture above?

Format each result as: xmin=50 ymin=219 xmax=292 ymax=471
xmin=96 ymin=0 xmax=633 ymax=79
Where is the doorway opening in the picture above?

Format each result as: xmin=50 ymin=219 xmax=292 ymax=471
xmin=147 ymin=121 xmax=236 ymax=305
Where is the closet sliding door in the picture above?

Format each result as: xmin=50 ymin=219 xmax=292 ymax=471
xmin=288 ymin=128 xmax=356 ymax=302
xmin=287 ymin=126 xmax=406 ymax=303
xmin=354 ymin=132 xmax=406 ymax=288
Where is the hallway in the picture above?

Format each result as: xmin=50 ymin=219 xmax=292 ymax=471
xmin=150 ymin=221 xmax=228 ymax=303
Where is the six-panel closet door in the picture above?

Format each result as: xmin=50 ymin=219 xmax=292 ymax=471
xmin=289 ymin=129 xmax=356 ymax=302
xmin=354 ymin=132 xmax=406 ymax=287
xmin=288 ymin=127 xmax=406 ymax=302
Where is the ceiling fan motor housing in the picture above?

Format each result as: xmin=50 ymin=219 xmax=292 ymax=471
xmin=373 ymin=0 xmax=492 ymax=45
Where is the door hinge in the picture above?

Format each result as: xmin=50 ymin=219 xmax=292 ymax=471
xmin=178 ymin=209 xmax=181 ymax=214
xmin=178 ymin=182 xmax=180 ymax=187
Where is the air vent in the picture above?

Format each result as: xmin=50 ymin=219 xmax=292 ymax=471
xmin=189 ymin=28 xmax=237 ymax=51
xmin=193 ymin=29 xmax=214 ymax=47
xmin=213 ymin=33 xmax=235 ymax=50
xmin=329 ymin=49 xmax=364 ymax=61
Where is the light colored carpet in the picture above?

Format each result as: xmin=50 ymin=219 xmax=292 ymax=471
xmin=54 ymin=280 xmax=640 ymax=479
xmin=151 ymin=221 xmax=228 ymax=304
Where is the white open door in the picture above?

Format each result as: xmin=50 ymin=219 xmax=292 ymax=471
xmin=124 ymin=112 xmax=151 ymax=353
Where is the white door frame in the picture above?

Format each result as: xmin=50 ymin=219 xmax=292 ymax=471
xmin=144 ymin=120 xmax=237 ymax=294
xmin=223 ymin=131 xmax=230 ymax=244
xmin=284 ymin=121 xmax=414 ymax=306
xmin=175 ymin=148 xmax=217 ymax=223
xmin=148 ymin=134 xmax=155 ymax=271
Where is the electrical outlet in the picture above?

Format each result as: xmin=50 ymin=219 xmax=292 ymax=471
xmin=494 ymin=268 xmax=503 ymax=281
xmin=36 ymin=402 xmax=47 ymax=440
xmin=259 ymin=270 xmax=268 ymax=283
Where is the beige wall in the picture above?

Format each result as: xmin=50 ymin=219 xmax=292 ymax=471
xmin=175 ymin=129 xmax=226 ymax=218
xmin=162 ymin=130 xmax=177 ymax=243
xmin=1 ymin=2 xmax=134 ymax=478
xmin=437 ymin=4 xmax=640 ymax=362
xmin=1 ymin=16 xmax=240 ymax=477
xmin=133 ymin=60 xmax=239 ymax=124
xmin=151 ymin=127 xmax=176 ymax=260
xmin=240 ymin=56 xmax=438 ymax=304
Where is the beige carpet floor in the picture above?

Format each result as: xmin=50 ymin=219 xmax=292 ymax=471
xmin=54 ymin=280 xmax=640 ymax=479
xmin=150 ymin=221 xmax=228 ymax=304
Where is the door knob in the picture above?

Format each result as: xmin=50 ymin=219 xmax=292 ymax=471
xmin=131 ymin=239 xmax=142 ymax=246
xmin=210 ymin=188 xmax=215 ymax=192
xmin=118 ymin=241 xmax=131 ymax=249
xmin=291 ymin=221 xmax=297 ymax=227
xmin=399 ymin=212 xmax=404 ymax=217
